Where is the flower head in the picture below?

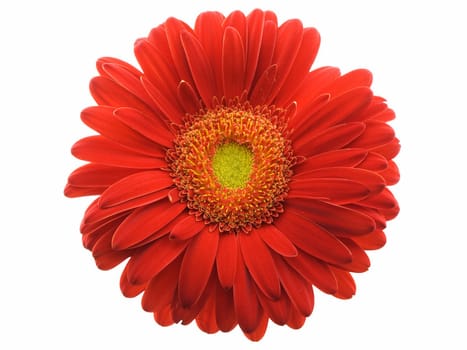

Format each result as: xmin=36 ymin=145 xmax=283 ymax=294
xmin=65 ymin=9 xmax=400 ymax=341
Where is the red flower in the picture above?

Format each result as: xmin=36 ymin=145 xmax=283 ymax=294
xmin=65 ymin=9 xmax=400 ymax=341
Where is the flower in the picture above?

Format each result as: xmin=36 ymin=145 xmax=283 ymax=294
xmin=65 ymin=9 xmax=400 ymax=341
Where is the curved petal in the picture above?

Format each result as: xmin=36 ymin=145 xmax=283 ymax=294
xmin=66 ymin=163 xmax=139 ymax=189
xmin=286 ymin=198 xmax=376 ymax=236
xmin=239 ymin=229 xmax=281 ymax=300
xmin=215 ymin=283 xmax=237 ymax=332
xmin=274 ymin=210 xmax=352 ymax=265
xmin=126 ymin=236 xmax=188 ymax=285
xmin=71 ymin=136 xmax=166 ymax=169
xmin=216 ymin=232 xmax=238 ymax=289
xmin=257 ymin=224 xmax=298 ymax=257
xmin=98 ymin=170 xmax=174 ymax=208
xmin=178 ymin=227 xmax=219 ymax=307
xmin=112 ymin=200 xmax=186 ymax=250
xmin=296 ymin=149 xmax=368 ymax=171
xmin=169 ymin=214 xmax=206 ymax=240
xmin=222 ymin=26 xmax=246 ymax=99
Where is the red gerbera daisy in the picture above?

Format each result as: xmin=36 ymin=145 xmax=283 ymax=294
xmin=65 ymin=9 xmax=400 ymax=341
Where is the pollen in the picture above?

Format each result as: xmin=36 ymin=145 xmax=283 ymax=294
xmin=212 ymin=142 xmax=253 ymax=189
xmin=167 ymin=102 xmax=295 ymax=233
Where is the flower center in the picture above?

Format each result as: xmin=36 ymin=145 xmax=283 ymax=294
xmin=168 ymin=102 xmax=295 ymax=233
xmin=212 ymin=142 xmax=253 ymax=189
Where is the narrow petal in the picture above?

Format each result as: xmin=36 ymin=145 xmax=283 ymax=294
xmin=334 ymin=238 xmax=371 ymax=273
xmin=98 ymin=170 xmax=173 ymax=208
xmin=348 ymin=120 xmax=395 ymax=149
xmin=169 ymin=214 xmax=205 ymax=240
xmin=239 ymin=229 xmax=281 ymax=300
xmin=327 ymin=69 xmax=373 ymax=96
xmin=178 ymin=227 xmax=219 ymax=307
xmin=379 ymin=160 xmax=400 ymax=185
xmin=358 ymin=188 xmax=398 ymax=210
xmin=256 ymin=287 xmax=290 ymax=325
xmin=233 ymin=253 xmax=261 ymax=333
xmin=289 ymin=178 xmax=370 ymax=204
xmin=274 ymin=211 xmax=352 ymax=265
xmin=244 ymin=9 xmax=265 ymax=92
xmin=294 ymin=122 xmax=365 ymax=156
xmin=371 ymin=137 xmax=401 ymax=160
xmin=177 ymin=80 xmax=203 ymax=114
xmin=286 ymin=198 xmax=376 ymax=236
xmin=181 ymin=30 xmax=217 ymax=107
xmin=250 ymin=19 xmax=277 ymax=90
xmin=293 ymin=87 xmax=373 ymax=145
xmin=154 ymin=304 xmax=175 ymax=326
xmin=222 ymin=26 xmax=246 ymax=99
xmin=141 ymin=257 xmax=181 ymax=312
xmin=66 ymin=163 xmax=139 ymax=189
xmin=296 ymin=149 xmax=368 ymax=171
xmin=113 ymin=107 xmax=174 ymax=148
xmin=89 ymin=76 xmax=153 ymax=114
xmin=244 ymin=311 xmax=268 ymax=341
xmin=216 ymin=232 xmax=238 ymax=289
xmin=120 ymin=263 xmax=147 ymax=297
xmin=249 ymin=64 xmax=277 ymax=105
xmin=215 ymin=284 xmax=237 ymax=332
xmin=285 ymin=251 xmax=338 ymax=295
xmin=274 ymin=255 xmax=314 ymax=316
xmin=294 ymin=167 xmax=386 ymax=193
xmin=351 ymin=229 xmax=387 ymax=250
xmin=71 ymin=136 xmax=166 ymax=169
xmin=194 ymin=279 xmax=219 ymax=333
xmin=357 ymin=151 xmax=388 ymax=171
xmin=126 ymin=236 xmax=188 ymax=285
xmin=257 ymin=224 xmax=298 ymax=257
xmin=275 ymin=27 xmax=320 ymax=105
xmin=266 ymin=19 xmax=304 ymax=103
xmin=112 ymin=200 xmax=185 ymax=250
xmin=329 ymin=267 xmax=356 ymax=299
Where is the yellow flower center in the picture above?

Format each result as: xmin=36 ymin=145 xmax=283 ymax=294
xmin=212 ymin=142 xmax=253 ymax=189
xmin=168 ymin=102 xmax=295 ymax=233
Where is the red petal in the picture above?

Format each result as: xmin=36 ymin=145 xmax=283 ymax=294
xmin=274 ymin=255 xmax=314 ymax=316
xmin=215 ymin=284 xmax=237 ymax=332
xmin=348 ymin=120 xmax=395 ymax=149
xmin=81 ymin=106 xmax=163 ymax=156
xmin=289 ymin=177 xmax=370 ymax=204
xmin=287 ymin=198 xmax=376 ymax=236
xmin=285 ymin=251 xmax=338 ymax=295
xmin=71 ymin=136 xmax=166 ymax=169
xmin=141 ymin=257 xmax=181 ymax=312
xmin=379 ymin=160 xmax=400 ymax=185
xmin=64 ymin=185 xmax=106 ymax=198
xmin=244 ymin=311 xmax=268 ymax=341
xmin=274 ymin=211 xmax=352 ymax=265
xmin=120 ymin=263 xmax=147 ymax=297
xmin=251 ymin=19 xmax=277 ymax=88
xmin=233 ymin=253 xmax=261 ymax=333
xmin=352 ymin=229 xmax=387 ymax=250
xmin=82 ymin=189 xmax=170 ymax=228
xmin=372 ymin=137 xmax=400 ymax=160
xmin=177 ymin=80 xmax=202 ymax=115
xmin=169 ymin=215 xmax=205 ymax=240
xmin=222 ymin=26 xmax=246 ymax=99
xmin=194 ymin=280 xmax=218 ymax=333
xmin=294 ymin=122 xmax=365 ymax=156
xmin=256 ymin=288 xmax=290 ymax=325
xmin=327 ymin=69 xmax=373 ymax=96
xmin=275 ymin=27 xmax=320 ymax=105
xmin=126 ymin=236 xmax=188 ymax=284
xmin=286 ymin=306 xmax=306 ymax=329
xmin=239 ymin=229 xmax=281 ymax=300
xmin=359 ymin=187 xmax=398 ymax=210
xmin=180 ymin=30 xmax=217 ymax=107
xmin=266 ymin=19 xmax=304 ymax=103
xmin=249 ymin=64 xmax=277 ymax=105
xmin=335 ymin=238 xmax=371 ymax=272
xmin=98 ymin=170 xmax=173 ymax=208
xmin=164 ymin=17 xmax=195 ymax=85
xmin=330 ymin=267 xmax=356 ymax=299
xmin=154 ymin=304 xmax=175 ymax=326
xmin=141 ymin=77 xmax=185 ymax=125
xmin=113 ymin=107 xmax=174 ymax=148
xmin=66 ymin=163 xmax=139 ymax=188
xmin=293 ymin=87 xmax=373 ymax=145
xmin=357 ymin=151 xmax=388 ymax=171
xmin=216 ymin=232 xmax=238 ymax=289
xmin=296 ymin=149 xmax=368 ymax=172
xmin=257 ymin=224 xmax=298 ymax=257
xmin=178 ymin=227 xmax=219 ymax=307
xmin=294 ymin=167 xmax=385 ymax=193
xmin=89 ymin=76 xmax=153 ymax=114
xmin=194 ymin=11 xmax=224 ymax=93
xmin=244 ymin=9 xmax=265 ymax=92
xmin=112 ymin=200 xmax=185 ymax=250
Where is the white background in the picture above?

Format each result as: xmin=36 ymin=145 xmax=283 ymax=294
xmin=1 ymin=0 xmax=465 ymax=348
